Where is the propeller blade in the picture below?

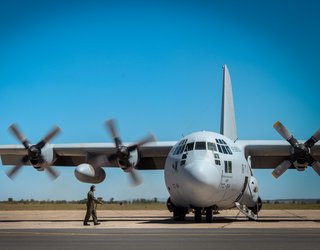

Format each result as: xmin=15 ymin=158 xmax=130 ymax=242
xmin=6 ymin=155 xmax=29 ymax=179
xmin=45 ymin=166 xmax=59 ymax=180
xmin=127 ymin=134 xmax=156 ymax=152
xmin=272 ymin=160 xmax=292 ymax=178
xmin=6 ymin=164 xmax=24 ymax=179
xmin=311 ymin=161 xmax=320 ymax=176
xmin=129 ymin=169 xmax=142 ymax=186
xmin=273 ymin=121 xmax=298 ymax=147
xmin=36 ymin=126 xmax=61 ymax=149
xmin=305 ymin=129 xmax=320 ymax=148
xmin=9 ymin=124 xmax=30 ymax=149
xmin=106 ymin=119 xmax=122 ymax=147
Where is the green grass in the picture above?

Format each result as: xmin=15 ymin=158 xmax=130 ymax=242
xmin=261 ymin=203 xmax=320 ymax=210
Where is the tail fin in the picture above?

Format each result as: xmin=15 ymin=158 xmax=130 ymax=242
xmin=220 ymin=65 xmax=238 ymax=142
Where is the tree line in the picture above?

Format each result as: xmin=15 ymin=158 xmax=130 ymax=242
xmin=1 ymin=197 xmax=163 ymax=204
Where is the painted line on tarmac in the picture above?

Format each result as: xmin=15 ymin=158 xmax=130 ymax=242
xmin=0 ymin=231 xmax=319 ymax=237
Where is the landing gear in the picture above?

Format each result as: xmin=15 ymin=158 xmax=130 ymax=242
xmin=194 ymin=207 xmax=202 ymax=223
xmin=205 ymin=206 xmax=213 ymax=223
xmin=173 ymin=207 xmax=187 ymax=221
xmin=167 ymin=197 xmax=187 ymax=221
xmin=194 ymin=206 xmax=213 ymax=223
xmin=167 ymin=198 xmax=215 ymax=223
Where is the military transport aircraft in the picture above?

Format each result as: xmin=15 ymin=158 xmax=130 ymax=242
xmin=0 ymin=65 xmax=319 ymax=222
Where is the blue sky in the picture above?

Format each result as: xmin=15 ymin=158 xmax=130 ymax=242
xmin=0 ymin=0 xmax=319 ymax=201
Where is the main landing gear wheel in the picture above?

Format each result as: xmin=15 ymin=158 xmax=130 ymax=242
xmin=194 ymin=208 xmax=202 ymax=223
xmin=173 ymin=207 xmax=186 ymax=221
xmin=205 ymin=206 xmax=213 ymax=223
xmin=194 ymin=207 xmax=213 ymax=223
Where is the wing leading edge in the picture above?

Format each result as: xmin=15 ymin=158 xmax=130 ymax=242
xmin=0 ymin=141 xmax=175 ymax=170
xmin=238 ymin=140 xmax=320 ymax=169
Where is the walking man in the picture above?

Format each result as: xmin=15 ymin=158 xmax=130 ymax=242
xmin=83 ymin=185 xmax=103 ymax=226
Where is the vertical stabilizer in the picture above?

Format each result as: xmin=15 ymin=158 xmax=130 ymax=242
xmin=220 ymin=65 xmax=238 ymax=141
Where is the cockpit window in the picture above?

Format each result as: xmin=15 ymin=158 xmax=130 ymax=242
xmin=221 ymin=145 xmax=228 ymax=154
xmin=177 ymin=144 xmax=186 ymax=154
xmin=216 ymin=139 xmax=227 ymax=145
xmin=195 ymin=141 xmax=206 ymax=150
xmin=173 ymin=139 xmax=188 ymax=155
xmin=173 ymin=147 xmax=180 ymax=155
xmin=207 ymin=142 xmax=217 ymax=152
xmin=186 ymin=142 xmax=194 ymax=151
xmin=226 ymin=146 xmax=232 ymax=154
xmin=215 ymin=138 xmax=233 ymax=155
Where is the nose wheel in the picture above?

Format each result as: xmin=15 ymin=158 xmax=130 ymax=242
xmin=194 ymin=206 xmax=213 ymax=223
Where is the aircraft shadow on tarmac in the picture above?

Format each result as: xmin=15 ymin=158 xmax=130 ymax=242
xmin=1 ymin=216 xmax=319 ymax=224
xmin=141 ymin=216 xmax=320 ymax=224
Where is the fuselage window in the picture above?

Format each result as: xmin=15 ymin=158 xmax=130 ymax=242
xmin=224 ymin=161 xmax=232 ymax=173
xmin=195 ymin=141 xmax=206 ymax=150
xmin=186 ymin=142 xmax=194 ymax=151
xmin=214 ymin=153 xmax=220 ymax=159
xmin=207 ymin=142 xmax=217 ymax=152
xmin=215 ymin=160 xmax=221 ymax=165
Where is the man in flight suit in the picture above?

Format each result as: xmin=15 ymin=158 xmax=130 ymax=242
xmin=83 ymin=185 xmax=103 ymax=226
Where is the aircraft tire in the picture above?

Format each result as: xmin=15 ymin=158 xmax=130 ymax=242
xmin=194 ymin=207 xmax=202 ymax=223
xmin=173 ymin=207 xmax=186 ymax=221
xmin=205 ymin=206 xmax=213 ymax=223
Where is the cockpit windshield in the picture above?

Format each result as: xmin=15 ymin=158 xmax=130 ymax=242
xmin=195 ymin=141 xmax=206 ymax=150
xmin=207 ymin=142 xmax=217 ymax=151
xmin=173 ymin=139 xmax=233 ymax=155
xmin=186 ymin=142 xmax=194 ymax=151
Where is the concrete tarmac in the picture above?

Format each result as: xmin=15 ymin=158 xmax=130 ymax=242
xmin=0 ymin=210 xmax=319 ymax=250
xmin=0 ymin=228 xmax=319 ymax=250
xmin=0 ymin=209 xmax=319 ymax=229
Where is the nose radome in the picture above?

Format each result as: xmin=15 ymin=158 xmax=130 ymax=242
xmin=183 ymin=160 xmax=220 ymax=187
xmin=181 ymin=160 xmax=220 ymax=207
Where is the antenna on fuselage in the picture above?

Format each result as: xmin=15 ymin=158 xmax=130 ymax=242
xmin=220 ymin=65 xmax=238 ymax=142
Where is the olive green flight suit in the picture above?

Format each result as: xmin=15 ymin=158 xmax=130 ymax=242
xmin=83 ymin=190 xmax=100 ymax=224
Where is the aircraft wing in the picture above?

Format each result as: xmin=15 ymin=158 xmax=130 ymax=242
xmin=0 ymin=141 xmax=175 ymax=170
xmin=237 ymin=140 xmax=320 ymax=169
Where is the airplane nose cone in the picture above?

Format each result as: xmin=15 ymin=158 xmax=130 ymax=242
xmin=181 ymin=160 xmax=221 ymax=207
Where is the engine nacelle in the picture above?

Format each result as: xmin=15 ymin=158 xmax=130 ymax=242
xmin=118 ymin=148 xmax=139 ymax=172
xmin=32 ymin=144 xmax=55 ymax=171
xmin=74 ymin=164 xmax=106 ymax=184
xmin=293 ymin=162 xmax=308 ymax=171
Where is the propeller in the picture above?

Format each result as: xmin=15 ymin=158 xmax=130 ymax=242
xmin=105 ymin=119 xmax=155 ymax=186
xmin=272 ymin=121 xmax=320 ymax=178
xmin=7 ymin=124 xmax=61 ymax=180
